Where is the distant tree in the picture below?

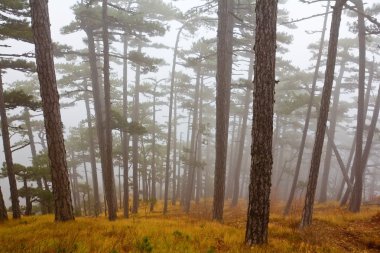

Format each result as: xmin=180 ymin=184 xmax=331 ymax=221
xmin=245 ymin=0 xmax=277 ymax=245
xmin=0 ymin=186 xmax=7 ymax=221
xmin=29 ymin=0 xmax=74 ymax=221
xmin=212 ymin=0 xmax=234 ymax=221
xmin=283 ymin=0 xmax=331 ymax=215
xmin=300 ymin=0 xmax=347 ymax=228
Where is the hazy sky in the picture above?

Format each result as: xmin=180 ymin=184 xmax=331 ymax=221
xmin=0 ymin=0 xmax=361 ymax=206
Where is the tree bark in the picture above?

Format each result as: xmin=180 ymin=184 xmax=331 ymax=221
xmin=0 ymin=186 xmax=7 ymax=221
xmin=300 ymin=0 xmax=346 ymax=228
xmin=0 ymin=72 xmax=21 ymax=219
xmin=283 ymin=0 xmax=330 ymax=215
xmin=319 ymin=51 xmax=347 ymax=203
xmin=29 ymin=0 xmax=74 ymax=221
xmin=101 ymin=0 xmax=117 ymax=220
xmin=245 ymin=0 xmax=277 ymax=245
xmin=212 ymin=0 xmax=234 ymax=221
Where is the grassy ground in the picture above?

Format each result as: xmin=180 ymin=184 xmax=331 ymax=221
xmin=0 ymin=201 xmax=379 ymax=253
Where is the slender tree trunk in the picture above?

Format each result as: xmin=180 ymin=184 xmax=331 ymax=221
xmin=245 ymin=0 xmax=277 ymax=245
xmin=0 ymin=73 xmax=21 ymax=219
xmin=349 ymin=0 xmax=366 ymax=213
xmin=72 ymin=156 xmax=82 ymax=215
xmin=82 ymin=153 xmax=91 ymax=215
xmin=300 ymin=0 xmax=346 ymax=228
xmin=232 ymin=59 xmax=253 ymax=207
xmin=122 ymin=34 xmax=130 ymax=218
xmin=0 ymin=186 xmax=7 ymax=221
xmin=195 ymin=77 xmax=204 ymax=204
xmin=181 ymin=111 xmax=192 ymax=206
xmin=150 ymin=86 xmax=157 ymax=211
xmin=349 ymin=71 xmax=380 ymax=210
xmin=163 ymin=27 xmax=183 ymax=214
xmin=132 ymin=43 xmax=142 ymax=214
xmin=184 ymin=70 xmax=201 ymax=213
xmin=83 ymin=84 xmax=100 ymax=216
xmin=319 ymin=52 xmax=347 ymax=203
xmin=226 ymin=114 xmax=237 ymax=199
xmin=102 ymin=0 xmax=117 ymax=220
xmin=212 ymin=0 xmax=234 ymax=221
xmin=23 ymin=177 xmax=32 ymax=215
xmin=172 ymin=88 xmax=178 ymax=205
xmin=283 ymin=0 xmax=330 ymax=215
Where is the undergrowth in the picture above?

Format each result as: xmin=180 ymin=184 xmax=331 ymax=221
xmin=0 ymin=201 xmax=379 ymax=253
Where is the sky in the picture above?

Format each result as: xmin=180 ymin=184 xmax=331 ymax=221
xmin=0 ymin=0 xmax=363 ymax=206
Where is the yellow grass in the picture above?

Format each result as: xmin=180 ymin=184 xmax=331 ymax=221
xmin=0 ymin=201 xmax=379 ymax=253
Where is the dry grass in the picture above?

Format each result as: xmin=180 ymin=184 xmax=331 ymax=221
xmin=0 ymin=201 xmax=379 ymax=253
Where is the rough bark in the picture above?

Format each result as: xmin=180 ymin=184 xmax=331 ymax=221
xmin=30 ymin=0 xmax=74 ymax=221
xmin=245 ymin=0 xmax=277 ymax=245
xmin=300 ymin=0 xmax=346 ymax=228
xmin=102 ymin=0 xmax=117 ymax=220
xmin=212 ymin=0 xmax=234 ymax=221
xmin=283 ymin=0 xmax=330 ymax=215
xmin=319 ymin=51 xmax=347 ymax=203
xmin=0 ymin=73 xmax=21 ymax=219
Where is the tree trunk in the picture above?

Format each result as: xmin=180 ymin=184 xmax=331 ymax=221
xmin=232 ymin=58 xmax=253 ymax=207
xmin=300 ymin=0 xmax=346 ymax=228
xmin=150 ymin=85 xmax=157 ymax=211
xmin=102 ymin=0 xmax=117 ymax=220
xmin=283 ymin=0 xmax=330 ymax=215
xmin=226 ymin=114 xmax=237 ymax=200
xmin=184 ymin=70 xmax=201 ymax=213
xmin=83 ymin=83 xmax=100 ymax=216
xmin=348 ymin=0 xmax=366 ymax=213
xmin=0 ymin=72 xmax=21 ymax=219
xmin=212 ymin=0 xmax=234 ymax=221
xmin=319 ymin=51 xmax=347 ymax=203
xmin=82 ymin=153 xmax=91 ymax=215
xmin=172 ymin=87 xmax=178 ymax=205
xmin=245 ymin=0 xmax=277 ymax=245
xmin=0 ymin=186 xmax=7 ymax=221
xmin=163 ymin=27 xmax=183 ymax=214
xmin=195 ymin=77 xmax=204 ymax=204
xmin=30 ymin=0 xmax=74 ymax=221
xmin=349 ymin=71 xmax=380 ymax=210
xmin=132 ymin=42 xmax=142 ymax=214
xmin=122 ymin=34 xmax=129 ymax=218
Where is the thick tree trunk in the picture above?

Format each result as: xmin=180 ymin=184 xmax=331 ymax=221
xmin=245 ymin=0 xmax=277 ymax=245
xmin=300 ymin=0 xmax=346 ymax=228
xmin=232 ymin=59 xmax=253 ymax=207
xmin=122 ymin=34 xmax=129 ymax=218
xmin=30 ymin=0 xmax=74 ymax=221
xmin=348 ymin=0 xmax=366 ymax=213
xmin=0 ymin=73 xmax=21 ymax=219
xmin=83 ymin=84 xmax=100 ymax=216
xmin=319 ymin=52 xmax=347 ymax=203
xmin=0 ymin=186 xmax=7 ymax=221
xmin=212 ymin=0 xmax=234 ymax=221
xmin=283 ymin=0 xmax=330 ymax=215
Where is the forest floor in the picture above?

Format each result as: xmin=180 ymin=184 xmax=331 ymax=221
xmin=0 ymin=201 xmax=379 ymax=253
